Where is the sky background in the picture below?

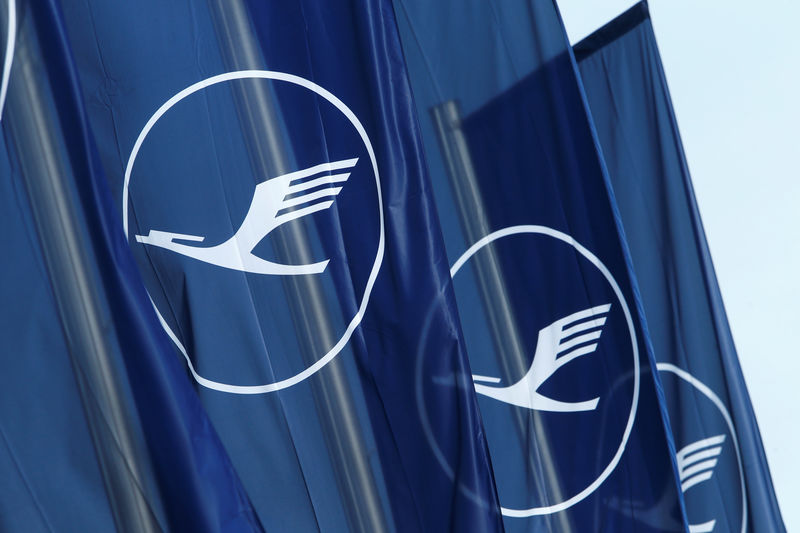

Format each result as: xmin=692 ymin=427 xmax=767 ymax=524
xmin=559 ymin=0 xmax=800 ymax=529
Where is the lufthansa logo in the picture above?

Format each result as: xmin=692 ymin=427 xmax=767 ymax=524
xmin=123 ymin=70 xmax=384 ymax=394
xmin=416 ymin=225 xmax=640 ymax=517
xmin=658 ymin=363 xmax=747 ymax=533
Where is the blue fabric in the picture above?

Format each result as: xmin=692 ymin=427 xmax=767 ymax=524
xmin=0 ymin=118 xmax=116 ymax=533
xmin=55 ymin=0 xmax=502 ymax=531
xmin=395 ymin=0 xmax=687 ymax=531
xmin=576 ymin=4 xmax=785 ymax=532
xmin=0 ymin=1 xmax=266 ymax=531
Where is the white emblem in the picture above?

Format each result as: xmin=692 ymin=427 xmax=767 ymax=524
xmin=445 ymin=225 xmax=640 ymax=517
xmin=677 ymin=435 xmax=726 ymax=532
xmin=0 ymin=0 xmax=16 ymax=121
xmin=123 ymin=70 xmax=385 ymax=394
xmin=472 ymin=303 xmax=611 ymax=412
xmin=136 ymin=158 xmax=357 ymax=276
xmin=658 ymin=363 xmax=747 ymax=533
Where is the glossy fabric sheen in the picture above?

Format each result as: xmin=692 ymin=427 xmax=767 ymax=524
xmin=0 ymin=108 xmax=116 ymax=533
xmin=395 ymin=0 xmax=688 ymax=531
xmin=0 ymin=1 xmax=265 ymax=531
xmin=575 ymin=4 xmax=785 ymax=531
xmin=57 ymin=0 xmax=501 ymax=531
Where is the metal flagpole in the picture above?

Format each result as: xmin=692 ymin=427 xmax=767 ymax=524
xmin=206 ymin=2 xmax=390 ymax=532
xmin=4 ymin=7 xmax=163 ymax=533
xmin=432 ymin=100 xmax=573 ymax=530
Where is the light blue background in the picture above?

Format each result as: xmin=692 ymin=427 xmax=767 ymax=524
xmin=560 ymin=1 xmax=800 ymax=529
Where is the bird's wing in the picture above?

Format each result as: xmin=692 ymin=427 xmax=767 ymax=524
xmin=677 ymin=434 xmax=725 ymax=492
xmin=478 ymin=304 xmax=613 ymax=389
xmin=259 ymin=157 xmax=358 ymax=228
xmin=539 ymin=303 xmax=612 ymax=374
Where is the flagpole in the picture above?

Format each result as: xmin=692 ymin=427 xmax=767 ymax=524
xmin=432 ymin=100 xmax=573 ymax=530
xmin=4 ymin=10 xmax=163 ymax=533
xmin=206 ymin=2 xmax=390 ymax=532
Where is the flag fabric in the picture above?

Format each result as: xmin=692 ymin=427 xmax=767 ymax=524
xmin=49 ymin=0 xmax=502 ymax=531
xmin=5 ymin=0 xmax=782 ymax=532
xmin=575 ymin=4 xmax=785 ymax=532
xmin=393 ymin=0 xmax=689 ymax=531
xmin=1 ymin=1 xmax=263 ymax=531
xmin=0 ymin=99 xmax=118 ymax=533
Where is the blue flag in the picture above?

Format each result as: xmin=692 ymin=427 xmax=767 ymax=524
xmin=55 ymin=0 xmax=501 ymax=530
xmin=1 ymin=1 xmax=263 ymax=531
xmin=575 ymin=3 xmax=785 ymax=532
xmin=1 ymin=100 xmax=117 ymax=533
xmin=394 ymin=0 xmax=689 ymax=530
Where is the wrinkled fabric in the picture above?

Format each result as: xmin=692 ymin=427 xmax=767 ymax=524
xmin=0 ymin=0 xmax=263 ymax=531
xmin=54 ymin=0 xmax=502 ymax=531
xmin=576 ymin=3 xmax=785 ymax=531
xmin=394 ymin=0 xmax=689 ymax=531
xmin=0 ymin=100 xmax=117 ymax=533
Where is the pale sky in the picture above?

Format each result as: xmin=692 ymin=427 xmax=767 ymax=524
xmin=559 ymin=0 xmax=800 ymax=529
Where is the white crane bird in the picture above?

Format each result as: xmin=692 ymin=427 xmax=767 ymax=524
xmin=472 ymin=303 xmax=612 ymax=413
xmin=136 ymin=158 xmax=358 ymax=275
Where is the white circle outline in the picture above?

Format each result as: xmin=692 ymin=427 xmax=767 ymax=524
xmin=450 ymin=225 xmax=640 ymax=517
xmin=122 ymin=70 xmax=385 ymax=394
xmin=657 ymin=362 xmax=747 ymax=533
